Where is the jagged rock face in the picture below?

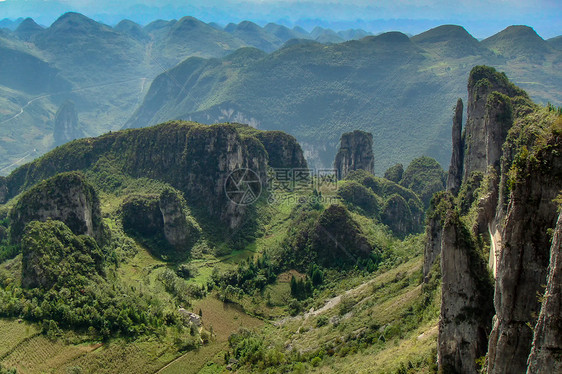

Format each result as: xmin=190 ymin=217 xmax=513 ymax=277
xmin=54 ymin=101 xmax=84 ymax=147
xmin=487 ymin=139 xmax=562 ymax=374
xmin=462 ymin=66 xmax=523 ymax=181
xmin=334 ymin=130 xmax=374 ymax=179
xmin=484 ymin=92 xmax=512 ymax=170
xmin=121 ymin=189 xmax=200 ymax=253
xmin=438 ymin=210 xmax=493 ymax=373
xmin=159 ymin=189 xmax=200 ymax=250
xmin=438 ymin=211 xmax=494 ymax=374
xmin=427 ymin=67 xmax=561 ymax=374
xmin=5 ymin=122 xmax=274 ymax=231
xmin=423 ymin=192 xmax=453 ymax=280
xmin=527 ymin=211 xmax=562 ymax=373
xmin=446 ymin=98 xmax=463 ymax=194
xmin=9 ymin=172 xmax=104 ymax=243
xmin=182 ymin=125 xmax=267 ymax=229
xmin=254 ymin=131 xmax=307 ymax=169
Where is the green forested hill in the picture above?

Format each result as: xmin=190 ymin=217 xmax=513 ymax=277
xmin=0 ymin=119 xmax=444 ymax=373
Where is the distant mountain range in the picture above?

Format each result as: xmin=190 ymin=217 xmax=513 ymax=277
xmin=0 ymin=13 xmax=560 ymax=173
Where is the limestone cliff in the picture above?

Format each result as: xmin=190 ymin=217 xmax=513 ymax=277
xmin=0 ymin=176 xmax=7 ymax=204
xmin=53 ymin=101 xmax=84 ymax=147
xmin=2 ymin=121 xmax=305 ymax=231
xmin=254 ymin=131 xmax=307 ymax=169
xmin=9 ymin=171 xmax=104 ymax=243
xmin=334 ymin=130 xmax=374 ymax=179
xmin=425 ymin=66 xmax=562 ymax=373
xmin=462 ymin=66 xmax=527 ymax=180
xmin=527 ymin=211 xmax=562 ymax=373
xmin=423 ymin=192 xmax=453 ymax=280
xmin=446 ymin=98 xmax=463 ymax=195
xmin=438 ymin=209 xmax=494 ymax=373
xmin=121 ymin=188 xmax=200 ymax=256
xmin=487 ymin=128 xmax=562 ymax=374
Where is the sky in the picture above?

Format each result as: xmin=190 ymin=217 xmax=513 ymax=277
xmin=0 ymin=0 xmax=560 ymax=38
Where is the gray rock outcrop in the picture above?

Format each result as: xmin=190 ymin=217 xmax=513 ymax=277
xmin=159 ymin=188 xmax=200 ymax=250
xmin=121 ymin=188 xmax=200 ymax=254
xmin=526 ymin=212 xmax=562 ymax=373
xmin=462 ymin=66 xmax=523 ymax=180
xmin=425 ymin=66 xmax=562 ymax=373
xmin=0 ymin=176 xmax=7 ymax=204
xmin=334 ymin=130 xmax=374 ymax=179
xmin=487 ymin=136 xmax=562 ymax=374
xmin=438 ymin=210 xmax=494 ymax=373
xmin=9 ymin=171 xmax=104 ymax=243
xmin=446 ymin=98 xmax=463 ymax=195
xmin=423 ymin=192 xmax=453 ymax=280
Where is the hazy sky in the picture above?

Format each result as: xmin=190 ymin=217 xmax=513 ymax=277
xmin=0 ymin=0 xmax=560 ymax=38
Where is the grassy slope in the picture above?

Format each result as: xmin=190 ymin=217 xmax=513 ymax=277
xmin=0 ymin=168 xmax=440 ymax=374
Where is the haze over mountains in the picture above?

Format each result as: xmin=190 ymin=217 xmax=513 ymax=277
xmin=0 ymin=12 xmax=561 ymax=173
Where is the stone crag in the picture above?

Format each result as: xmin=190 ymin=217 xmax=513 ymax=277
xmin=2 ymin=121 xmax=306 ymax=230
xmin=9 ymin=171 xmax=105 ymax=243
xmin=334 ymin=130 xmax=374 ymax=179
xmin=527 ymin=212 xmax=562 ymax=374
xmin=427 ymin=66 xmax=562 ymax=373
xmin=446 ymin=98 xmax=464 ymax=195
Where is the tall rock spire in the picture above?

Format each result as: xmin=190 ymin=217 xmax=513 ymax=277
xmin=446 ymin=98 xmax=464 ymax=195
xmin=334 ymin=130 xmax=374 ymax=179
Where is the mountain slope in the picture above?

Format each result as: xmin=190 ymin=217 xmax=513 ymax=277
xmin=125 ymin=28 xmax=562 ymax=172
xmin=14 ymin=18 xmax=43 ymax=41
xmin=411 ymin=24 xmax=485 ymax=57
xmin=152 ymin=16 xmax=247 ymax=68
xmin=482 ymin=25 xmax=552 ymax=61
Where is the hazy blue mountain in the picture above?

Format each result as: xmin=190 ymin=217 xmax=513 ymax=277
xmin=548 ymin=35 xmax=562 ymax=50
xmin=411 ymin=24 xmax=486 ymax=57
xmin=115 ymin=19 xmax=149 ymax=42
xmin=33 ymin=12 xmax=146 ymax=82
xmin=0 ymin=18 xmax=24 ymax=30
xmin=151 ymin=16 xmax=246 ymax=68
xmin=226 ymin=21 xmax=283 ymax=52
xmin=311 ymin=26 xmax=344 ymax=43
xmin=0 ymin=13 xmax=560 ymax=176
xmin=482 ymin=25 xmax=552 ymax=61
xmin=14 ymin=18 xmax=44 ymax=41
xmin=207 ymin=22 xmax=224 ymax=31
xmin=263 ymin=23 xmax=310 ymax=42
xmin=337 ymin=28 xmax=371 ymax=40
